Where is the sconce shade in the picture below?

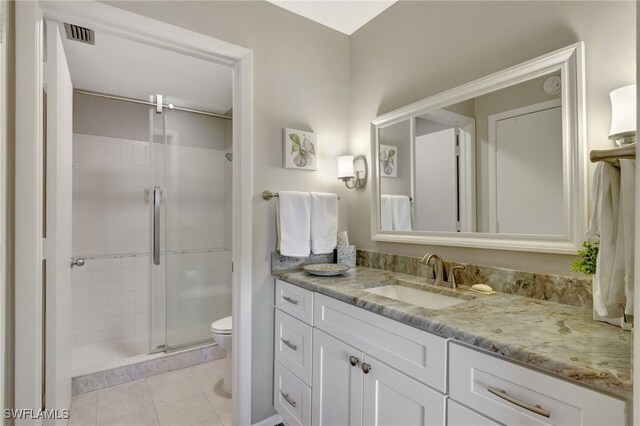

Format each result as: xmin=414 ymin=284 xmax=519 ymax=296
xmin=337 ymin=155 xmax=355 ymax=179
xmin=609 ymin=84 xmax=636 ymax=139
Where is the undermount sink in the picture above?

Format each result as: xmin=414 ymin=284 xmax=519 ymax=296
xmin=364 ymin=285 xmax=467 ymax=310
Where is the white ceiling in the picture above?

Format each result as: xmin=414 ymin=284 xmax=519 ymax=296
xmin=267 ymin=0 xmax=397 ymax=35
xmin=60 ymin=24 xmax=233 ymax=114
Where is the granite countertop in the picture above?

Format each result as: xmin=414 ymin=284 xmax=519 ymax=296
xmin=273 ymin=266 xmax=632 ymax=400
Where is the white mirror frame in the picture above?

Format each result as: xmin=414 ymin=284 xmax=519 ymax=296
xmin=371 ymin=42 xmax=586 ymax=254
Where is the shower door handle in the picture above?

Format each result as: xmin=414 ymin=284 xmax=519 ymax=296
xmin=152 ymin=186 xmax=161 ymax=265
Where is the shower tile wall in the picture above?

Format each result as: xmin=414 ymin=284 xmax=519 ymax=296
xmin=72 ymin=133 xmax=232 ymax=349
xmin=72 ymin=133 xmax=150 ymax=346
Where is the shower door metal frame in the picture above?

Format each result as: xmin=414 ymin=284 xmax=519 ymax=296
xmin=16 ymin=2 xmax=254 ymax=424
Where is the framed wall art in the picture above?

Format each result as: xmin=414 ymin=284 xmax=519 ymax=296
xmin=283 ymin=128 xmax=318 ymax=171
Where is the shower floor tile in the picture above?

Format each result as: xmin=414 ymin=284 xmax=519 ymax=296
xmin=68 ymin=358 xmax=232 ymax=426
xmin=72 ymin=335 xmax=160 ymax=376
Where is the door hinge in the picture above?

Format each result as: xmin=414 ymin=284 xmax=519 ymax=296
xmin=231 ymin=262 xmax=234 ymax=273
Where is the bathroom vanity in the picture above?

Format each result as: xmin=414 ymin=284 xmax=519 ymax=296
xmin=271 ymin=267 xmax=631 ymax=426
xmin=270 ymin=41 xmax=632 ymax=426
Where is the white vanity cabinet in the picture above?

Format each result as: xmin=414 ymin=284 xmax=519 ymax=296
xmin=273 ymin=279 xmax=628 ymax=426
xmin=311 ymin=329 xmax=364 ymax=425
xmin=312 ymin=328 xmax=446 ymax=426
xmin=274 ymin=280 xmax=447 ymax=426
xmin=447 ymin=399 xmax=499 ymax=425
xmin=274 ymin=280 xmax=315 ymax=426
xmin=360 ymin=352 xmax=447 ymax=426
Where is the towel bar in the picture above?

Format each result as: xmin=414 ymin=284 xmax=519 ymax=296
xmin=262 ymin=190 xmax=340 ymax=200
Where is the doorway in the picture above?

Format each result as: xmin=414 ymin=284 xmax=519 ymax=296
xmin=15 ymin=2 xmax=253 ymax=423
xmin=70 ymin=87 xmax=233 ymax=374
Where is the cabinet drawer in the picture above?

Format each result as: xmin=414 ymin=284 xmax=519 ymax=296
xmin=449 ymin=342 xmax=627 ymax=426
xmin=275 ymin=279 xmax=314 ymax=325
xmin=274 ymin=309 xmax=313 ymax=385
xmin=314 ymin=293 xmax=448 ymax=393
xmin=447 ymin=400 xmax=499 ymax=426
xmin=274 ymin=361 xmax=312 ymax=426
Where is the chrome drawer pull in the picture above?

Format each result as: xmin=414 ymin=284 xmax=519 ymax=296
xmin=281 ymin=338 xmax=298 ymax=351
xmin=487 ymin=386 xmax=550 ymax=418
xmin=281 ymin=392 xmax=297 ymax=408
xmin=283 ymin=296 xmax=299 ymax=305
xmin=349 ymin=355 xmax=359 ymax=366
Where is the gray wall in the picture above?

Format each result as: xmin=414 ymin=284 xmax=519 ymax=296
xmin=107 ymin=1 xmax=350 ymax=422
xmin=348 ymin=1 xmax=635 ymax=275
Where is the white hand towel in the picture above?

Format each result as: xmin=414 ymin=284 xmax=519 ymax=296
xmin=380 ymin=195 xmax=392 ymax=231
xmin=310 ymin=192 xmax=338 ymax=254
xmin=277 ymin=191 xmax=311 ymax=257
xmin=587 ymin=162 xmax=625 ymax=319
xmin=390 ymin=195 xmax=412 ymax=231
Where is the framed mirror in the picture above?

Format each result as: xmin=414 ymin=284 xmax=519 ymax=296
xmin=371 ymin=43 xmax=586 ymax=254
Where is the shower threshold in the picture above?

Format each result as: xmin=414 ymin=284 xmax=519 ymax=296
xmin=71 ymin=340 xmax=225 ymax=395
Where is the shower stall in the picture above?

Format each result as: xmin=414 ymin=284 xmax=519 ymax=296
xmin=70 ymin=90 xmax=232 ymax=375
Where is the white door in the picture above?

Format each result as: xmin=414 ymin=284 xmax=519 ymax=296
xmin=414 ymin=128 xmax=458 ymax=232
xmin=361 ymin=355 xmax=446 ymax=426
xmin=493 ymin=106 xmax=563 ymax=234
xmin=312 ymin=329 xmax=364 ymax=426
xmin=43 ymin=21 xmax=73 ymax=421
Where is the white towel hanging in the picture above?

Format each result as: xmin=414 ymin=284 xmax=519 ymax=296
xmin=380 ymin=195 xmax=392 ymax=231
xmin=390 ymin=195 xmax=412 ymax=231
xmin=277 ymin=191 xmax=311 ymax=257
xmin=310 ymin=192 xmax=339 ymax=254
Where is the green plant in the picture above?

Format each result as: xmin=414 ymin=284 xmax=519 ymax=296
xmin=571 ymin=240 xmax=599 ymax=276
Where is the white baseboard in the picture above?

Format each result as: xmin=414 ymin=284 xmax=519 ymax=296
xmin=252 ymin=413 xmax=283 ymax=426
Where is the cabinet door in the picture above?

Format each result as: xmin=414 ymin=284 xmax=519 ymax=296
xmin=312 ymin=329 xmax=364 ymax=426
xmin=362 ymin=355 xmax=446 ymax=426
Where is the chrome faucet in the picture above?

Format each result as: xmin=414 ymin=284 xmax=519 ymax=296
xmin=421 ymin=252 xmax=445 ymax=287
xmin=421 ymin=252 xmax=465 ymax=289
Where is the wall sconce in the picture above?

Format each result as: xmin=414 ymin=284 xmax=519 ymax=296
xmin=336 ymin=155 xmax=368 ymax=189
xmin=609 ymin=84 xmax=636 ymax=146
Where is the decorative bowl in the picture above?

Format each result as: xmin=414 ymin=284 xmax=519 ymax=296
xmin=302 ymin=263 xmax=350 ymax=277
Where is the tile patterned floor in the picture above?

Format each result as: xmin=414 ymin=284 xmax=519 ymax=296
xmin=68 ymin=358 xmax=232 ymax=426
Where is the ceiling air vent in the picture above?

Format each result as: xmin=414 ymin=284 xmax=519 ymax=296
xmin=63 ymin=23 xmax=95 ymax=45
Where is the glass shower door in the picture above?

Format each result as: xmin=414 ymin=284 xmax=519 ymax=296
xmin=150 ymin=97 xmax=232 ymax=352
xmin=149 ymin=102 xmax=167 ymax=353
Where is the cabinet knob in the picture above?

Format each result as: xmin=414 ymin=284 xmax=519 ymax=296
xmin=349 ymin=356 xmax=359 ymax=366
xmin=361 ymin=362 xmax=371 ymax=374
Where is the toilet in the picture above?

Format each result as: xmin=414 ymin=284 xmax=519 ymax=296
xmin=210 ymin=316 xmax=233 ymax=394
